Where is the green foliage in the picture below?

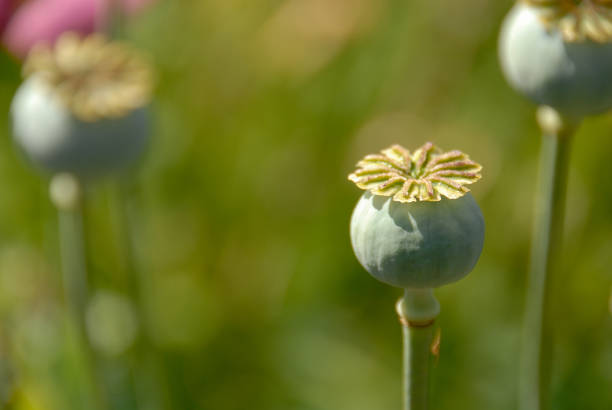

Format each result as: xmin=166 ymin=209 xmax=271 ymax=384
xmin=0 ymin=1 xmax=611 ymax=409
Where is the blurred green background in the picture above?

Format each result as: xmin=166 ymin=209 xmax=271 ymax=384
xmin=1 ymin=0 xmax=612 ymax=409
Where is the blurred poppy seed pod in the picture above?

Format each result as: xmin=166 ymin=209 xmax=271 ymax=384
xmin=499 ymin=1 xmax=612 ymax=118
xmin=349 ymin=143 xmax=484 ymax=289
xmin=10 ymin=32 xmax=153 ymax=178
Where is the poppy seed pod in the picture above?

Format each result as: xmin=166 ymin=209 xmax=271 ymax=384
xmin=349 ymin=143 xmax=484 ymax=289
xmin=12 ymin=75 xmax=149 ymax=177
xmin=10 ymin=32 xmax=154 ymax=178
xmin=499 ymin=2 xmax=612 ymax=118
xmin=351 ymin=192 xmax=484 ymax=288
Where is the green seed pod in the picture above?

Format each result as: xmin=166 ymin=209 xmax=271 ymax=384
xmin=351 ymin=192 xmax=484 ymax=288
xmin=348 ymin=143 xmax=484 ymax=289
xmin=499 ymin=2 xmax=612 ymax=118
xmin=10 ymin=32 xmax=154 ymax=178
xmin=11 ymin=76 xmax=150 ymax=177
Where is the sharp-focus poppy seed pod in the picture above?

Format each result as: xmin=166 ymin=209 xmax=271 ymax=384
xmin=499 ymin=1 xmax=612 ymax=118
xmin=349 ymin=143 xmax=485 ymax=290
xmin=351 ymin=192 xmax=484 ymax=289
xmin=10 ymin=32 xmax=154 ymax=178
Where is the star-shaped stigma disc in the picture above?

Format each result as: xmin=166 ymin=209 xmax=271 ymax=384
xmin=348 ymin=142 xmax=482 ymax=203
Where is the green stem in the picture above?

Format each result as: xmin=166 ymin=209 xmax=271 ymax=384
xmin=115 ymin=181 xmax=172 ymax=410
xmin=402 ymin=324 xmax=435 ymax=410
xmin=58 ymin=207 xmax=88 ymax=315
xmin=519 ymin=107 xmax=578 ymax=410
xmin=52 ymin=174 xmax=107 ymax=410
xmin=107 ymin=0 xmax=125 ymax=39
xmin=397 ymin=289 xmax=439 ymax=410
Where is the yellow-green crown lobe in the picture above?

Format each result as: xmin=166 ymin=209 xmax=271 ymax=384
xmin=23 ymin=32 xmax=154 ymax=122
xmin=348 ymin=142 xmax=482 ymax=203
xmin=523 ymin=0 xmax=612 ymax=42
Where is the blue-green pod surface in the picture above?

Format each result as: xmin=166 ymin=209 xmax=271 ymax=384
xmin=350 ymin=192 xmax=484 ymax=289
xmin=11 ymin=76 xmax=150 ymax=178
xmin=499 ymin=3 xmax=612 ymax=118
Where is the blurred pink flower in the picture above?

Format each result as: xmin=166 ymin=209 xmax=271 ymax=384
xmin=0 ymin=0 xmax=19 ymax=34
xmin=2 ymin=0 xmax=156 ymax=58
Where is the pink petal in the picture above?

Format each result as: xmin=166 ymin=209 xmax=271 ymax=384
xmin=3 ymin=0 xmax=104 ymax=58
xmin=3 ymin=0 xmax=157 ymax=58
xmin=0 ymin=0 xmax=19 ymax=35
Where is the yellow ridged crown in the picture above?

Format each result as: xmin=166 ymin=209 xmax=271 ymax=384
xmin=348 ymin=142 xmax=482 ymax=203
xmin=23 ymin=32 xmax=154 ymax=122
xmin=523 ymin=0 xmax=612 ymax=42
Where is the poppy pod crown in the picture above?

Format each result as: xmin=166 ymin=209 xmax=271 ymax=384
xmin=24 ymin=31 xmax=153 ymax=121
xmin=523 ymin=0 xmax=612 ymax=43
xmin=348 ymin=142 xmax=482 ymax=203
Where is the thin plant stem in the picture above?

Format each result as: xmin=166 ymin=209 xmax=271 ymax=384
xmin=58 ymin=205 xmax=88 ymax=316
xmin=519 ymin=106 xmax=578 ymax=410
xmin=52 ymin=174 xmax=108 ymax=410
xmin=402 ymin=323 xmax=435 ymax=410
xmin=114 ymin=181 xmax=172 ymax=410
xmin=107 ymin=0 xmax=125 ymax=39
xmin=397 ymin=289 xmax=439 ymax=410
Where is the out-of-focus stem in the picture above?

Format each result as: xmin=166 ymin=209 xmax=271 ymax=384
xmin=57 ymin=202 xmax=87 ymax=316
xmin=397 ymin=289 xmax=439 ymax=410
xmin=115 ymin=181 xmax=172 ymax=410
xmin=519 ymin=106 xmax=578 ymax=410
xmin=107 ymin=0 xmax=125 ymax=39
xmin=51 ymin=174 xmax=108 ymax=410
